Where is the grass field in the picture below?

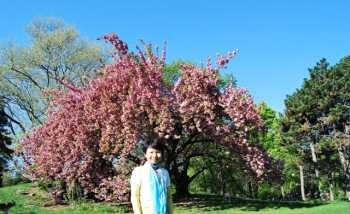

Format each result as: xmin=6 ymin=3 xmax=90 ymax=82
xmin=1 ymin=183 xmax=349 ymax=213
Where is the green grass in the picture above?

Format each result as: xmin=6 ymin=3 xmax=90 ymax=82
xmin=174 ymin=198 xmax=350 ymax=213
xmin=0 ymin=183 xmax=128 ymax=213
xmin=1 ymin=183 xmax=349 ymax=213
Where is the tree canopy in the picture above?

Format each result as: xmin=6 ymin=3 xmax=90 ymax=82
xmin=0 ymin=17 xmax=108 ymax=133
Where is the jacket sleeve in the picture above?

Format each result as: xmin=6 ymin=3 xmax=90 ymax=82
xmin=130 ymin=167 xmax=142 ymax=214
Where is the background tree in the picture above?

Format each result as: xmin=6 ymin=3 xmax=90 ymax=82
xmin=19 ymin=33 xmax=281 ymax=202
xmin=0 ymin=17 xmax=108 ymax=133
xmin=282 ymin=57 xmax=350 ymax=200
xmin=0 ymin=98 xmax=13 ymax=187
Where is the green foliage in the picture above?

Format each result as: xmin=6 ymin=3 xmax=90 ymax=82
xmin=258 ymin=102 xmax=282 ymax=154
xmin=0 ymin=98 xmax=13 ymax=187
xmin=255 ymin=102 xmax=303 ymax=199
xmin=1 ymin=171 xmax=28 ymax=187
xmin=188 ymin=144 xmax=257 ymax=197
xmin=0 ymin=101 xmax=12 ymax=153
xmin=282 ymin=57 xmax=350 ymax=200
xmin=218 ymin=73 xmax=237 ymax=89
xmin=259 ymin=102 xmax=301 ymax=166
xmin=282 ymin=57 xmax=350 ymax=140
xmin=162 ymin=61 xmax=182 ymax=86
xmin=256 ymin=183 xmax=282 ymax=200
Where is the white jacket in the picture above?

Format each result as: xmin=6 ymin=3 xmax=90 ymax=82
xmin=130 ymin=163 xmax=173 ymax=214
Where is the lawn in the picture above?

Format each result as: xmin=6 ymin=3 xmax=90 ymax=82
xmin=1 ymin=183 xmax=349 ymax=213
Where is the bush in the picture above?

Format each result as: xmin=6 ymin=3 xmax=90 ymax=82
xmin=2 ymin=172 xmax=29 ymax=187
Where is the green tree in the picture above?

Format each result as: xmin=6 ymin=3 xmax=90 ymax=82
xmin=258 ymin=102 xmax=283 ymax=155
xmin=282 ymin=57 xmax=350 ymax=201
xmin=257 ymin=102 xmax=303 ymax=200
xmin=0 ymin=98 xmax=13 ymax=187
xmin=0 ymin=17 xmax=108 ymax=133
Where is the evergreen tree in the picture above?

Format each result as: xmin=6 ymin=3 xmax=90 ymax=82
xmin=0 ymin=98 xmax=13 ymax=187
xmin=282 ymin=57 xmax=350 ymax=200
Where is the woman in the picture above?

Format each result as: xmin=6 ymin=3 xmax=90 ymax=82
xmin=130 ymin=142 xmax=173 ymax=214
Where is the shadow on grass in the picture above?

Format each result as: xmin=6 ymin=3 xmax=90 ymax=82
xmin=174 ymin=194 xmax=328 ymax=212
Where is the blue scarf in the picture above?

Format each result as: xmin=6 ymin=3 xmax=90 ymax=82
xmin=146 ymin=162 xmax=168 ymax=214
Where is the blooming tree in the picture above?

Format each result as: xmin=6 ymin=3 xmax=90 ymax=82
xmin=19 ymin=33 xmax=281 ymax=201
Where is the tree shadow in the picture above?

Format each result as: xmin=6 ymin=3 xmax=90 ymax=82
xmin=175 ymin=194 xmax=327 ymax=212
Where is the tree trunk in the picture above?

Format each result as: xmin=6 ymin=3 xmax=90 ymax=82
xmin=329 ymin=183 xmax=334 ymax=201
xmin=328 ymin=172 xmax=334 ymax=201
xmin=310 ymin=142 xmax=321 ymax=196
xmin=299 ymin=165 xmax=306 ymax=201
xmin=248 ymin=180 xmax=258 ymax=198
xmin=170 ymin=163 xmax=191 ymax=199
xmin=345 ymin=177 xmax=350 ymax=201
xmin=173 ymin=174 xmax=190 ymax=198
xmin=0 ymin=162 xmax=3 ymax=188
xmin=281 ymin=185 xmax=285 ymax=200
xmin=219 ymin=167 xmax=225 ymax=196
xmin=67 ymin=178 xmax=83 ymax=200
xmin=338 ymin=148 xmax=350 ymax=201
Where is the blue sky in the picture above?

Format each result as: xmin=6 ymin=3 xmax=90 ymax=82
xmin=1 ymin=0 xmax=350 ymax=113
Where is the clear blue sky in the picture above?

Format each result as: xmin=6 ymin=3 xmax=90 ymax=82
xmin=1 ymin=0 xmax=350 ymax=113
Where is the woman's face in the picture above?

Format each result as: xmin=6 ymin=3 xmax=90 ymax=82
xmin=145 ymin=147 xmax=162 ymax=164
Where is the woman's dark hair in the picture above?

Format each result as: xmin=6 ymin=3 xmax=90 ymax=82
xmin=142 ymin=141 xmax=165 ymax=154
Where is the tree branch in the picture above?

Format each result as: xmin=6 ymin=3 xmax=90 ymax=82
xmin=10 ymin=66 xmax=42 ymax=90
xmin=3 ymin=107 xmax=26 ymax=133
xmin=188 ymin=167 xmax=207 ymax=183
